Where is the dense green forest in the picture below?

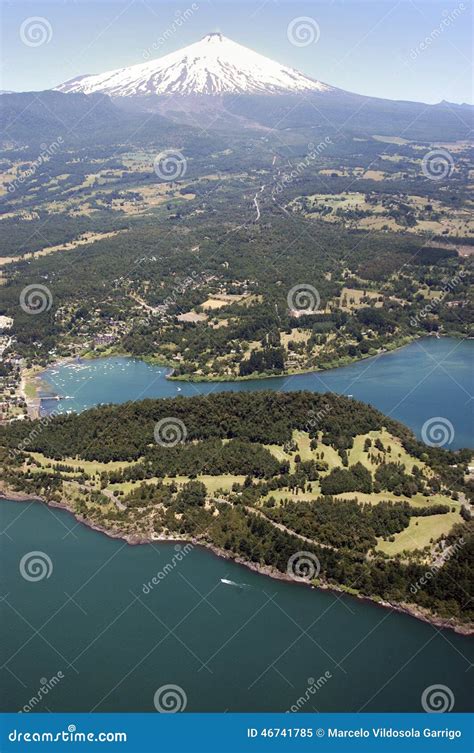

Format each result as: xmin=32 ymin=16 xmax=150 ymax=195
xmin=2 ymin=390 xmax=468 ymax=465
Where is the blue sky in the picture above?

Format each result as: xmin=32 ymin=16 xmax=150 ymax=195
xmin=1 ymin=0 xmax=472 ymax=104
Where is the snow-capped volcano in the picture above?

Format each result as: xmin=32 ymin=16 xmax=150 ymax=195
xmin=56 ymin=33 xmax=333 ymax=97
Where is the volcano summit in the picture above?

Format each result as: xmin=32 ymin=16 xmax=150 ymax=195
xmin=56 ymin=32 xmax=335 ymax=97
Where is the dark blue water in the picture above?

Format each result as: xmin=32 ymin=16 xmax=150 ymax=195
xmin=41 ymin=338 xmax=474 ymax=448
xmin=1 ymin=499 xmax=472 ymax=713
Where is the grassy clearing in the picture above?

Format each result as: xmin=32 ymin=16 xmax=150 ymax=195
xmin=293 ymin=430 xmax=314 ymax=461
xmin=316 ymin=441 xmax=343 ymax=471
xmin=339 ymin=288 xmax=382 ymax=311
xmin=348 ymin=430 xmax=433 ymax=476
xmin=291 ymin=190 xmax=474 ymax=238
xmin=106 ymin=474 xmax=246 ymax=497
xmin=260 ymin=487 xmax=322 ymax=505
xmin=281 ymin=329 xmax=312 ymax=346
xmin=202 ymin=298 xmax=230 ymax=310
xmin=264 ymin=443 xmax=294 ymax=469
xmin=334 ymin=491 xmax=455 ymax=508
xmin=362 ymin=170 xmax=386 ymax=181
xmin=372 ymin=135 xmax=411 ymax=145
xmin=265 ymin=430 xmax=342 ymax=475
xmin=162 ymin=474 xmax=246 ymax=494
xmin=377 ymin=512 xmax=462 ymax=554
xmin=29 ymin=452 xmax=137 ymax=476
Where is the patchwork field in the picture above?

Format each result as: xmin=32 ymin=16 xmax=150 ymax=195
xmin=377 ymin=512 xmax=462 ymax=555
xmin=290 ymin=191 xmax=474 ymax=237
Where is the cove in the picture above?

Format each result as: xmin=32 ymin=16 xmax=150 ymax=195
xmin=40 ymin=337 xmax=474 ymax=448
xmin=1 ymin=499 xmax=472 ymax=713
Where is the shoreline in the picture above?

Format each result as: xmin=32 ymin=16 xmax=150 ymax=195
xmin=33 ymin=333 xmax=425 ymax=398
xmin=167 ymin=334 xmax=416 ymax=382
xmin=2 ymin=488 xmax=472 ymax=637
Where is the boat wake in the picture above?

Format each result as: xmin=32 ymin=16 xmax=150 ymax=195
xmin=220 ymin=578 xmax=250 ymax=589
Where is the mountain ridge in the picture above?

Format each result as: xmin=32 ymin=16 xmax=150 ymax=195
xmin=55 ymin=32 xmax=335 ymax=97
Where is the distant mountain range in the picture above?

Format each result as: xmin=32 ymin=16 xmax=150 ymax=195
xmin=1 ymin=33 xmax=472 ymax=145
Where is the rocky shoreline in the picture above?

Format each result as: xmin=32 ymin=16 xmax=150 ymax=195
xmin=2 ymin=488 xmax=472 ymax=637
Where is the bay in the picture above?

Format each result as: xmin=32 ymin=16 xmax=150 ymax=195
xmin=40 ymin=337 xmax=474 ymax=449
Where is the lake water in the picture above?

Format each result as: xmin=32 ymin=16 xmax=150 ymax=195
xmin=40 ymin=337 xmax=474 ymax=448
xmin=4 ymin=337 xmax=472 ymax=712
xmin=1 ymin=498 xmax=473 ymax=713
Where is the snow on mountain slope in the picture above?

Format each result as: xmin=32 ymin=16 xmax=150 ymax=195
xmin=55 ymin=33 xmax=333 ymax=97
